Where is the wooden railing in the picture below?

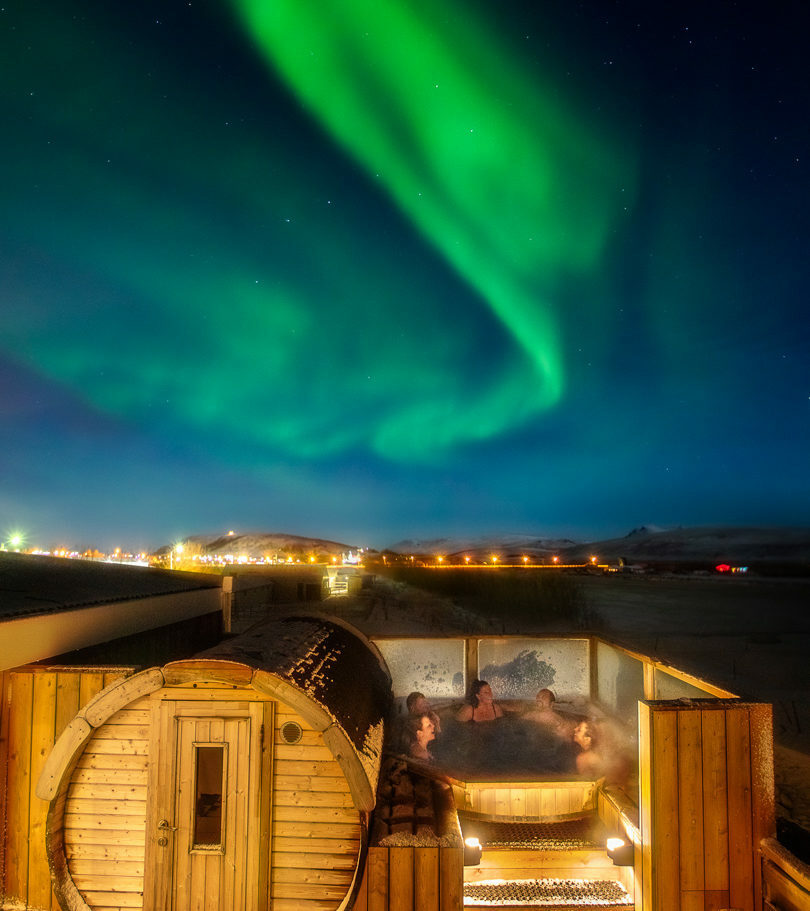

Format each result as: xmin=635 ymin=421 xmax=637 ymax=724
xmin=761 ymin=837 xmax=810 ymax=911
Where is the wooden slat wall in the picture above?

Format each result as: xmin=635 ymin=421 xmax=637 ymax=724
xmin=0 ymin=669 xmax=16 ymax=904
xmin=4 ymin=673 xmax=365 ymax=911
xmin=1 ymin=667 xmax=129 ymax=911
xmin=270 ymin=704 xmax=362 ymax=911
xmin=64 ymin=696 xmax=151 ymax=911
xmin=464 ymin=780 xmax=597 ymax=819
xmin=353 ymin=845 xmax=463 ymax=911
xmin=638 ymin=701 xmax=775 ymax=911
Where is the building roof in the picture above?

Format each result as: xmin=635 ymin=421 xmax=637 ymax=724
xmin=193 ymin=613 xmax=392 ymax=763
xmin=0 ymin=552 xmax=220 ymax=620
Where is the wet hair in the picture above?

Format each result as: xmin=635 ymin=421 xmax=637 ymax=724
xmin=468 ymin=679 xmax=490 ymax=708
xmin=406 ymin=691 xmax=425 ymax=713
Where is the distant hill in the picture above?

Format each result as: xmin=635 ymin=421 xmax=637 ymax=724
xmin=164 ymin=526 xmax=810 ymax=567
xmin=166 ymin=532 xmax=360 ymax=559
xmin=386 ymin=526 xmax=810 ymax=567
xmin=563 ymin=526 xmax=810 ymax=566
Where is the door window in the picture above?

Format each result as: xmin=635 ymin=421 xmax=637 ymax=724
xmin=193 ymin=744 xmax=226 ymax=849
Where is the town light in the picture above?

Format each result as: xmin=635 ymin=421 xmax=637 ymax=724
xmin=590 ymin=555 xmax=598 ymax=564
xmin=522 ymin=555 xmax=529 ymax=563
xmin=552 ymin=555 xmax=559 ymax=564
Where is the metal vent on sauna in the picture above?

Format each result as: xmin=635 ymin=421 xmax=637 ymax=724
xmin=280 ymin=722 xmax=303 ymax=745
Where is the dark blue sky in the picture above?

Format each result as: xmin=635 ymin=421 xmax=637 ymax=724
xmin=1 ymin=0 xmax=808 ymax=551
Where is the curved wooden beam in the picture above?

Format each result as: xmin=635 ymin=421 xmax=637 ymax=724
xmin=162 ymin=659 xmax=254 ymax=687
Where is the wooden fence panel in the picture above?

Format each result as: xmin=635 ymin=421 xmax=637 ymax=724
xmin=355 ymin=844 xmax=462 ymax=911
xmin=1 ymin=667 xmax=131 ymax=910
xmin=639 ymin=701 xmax=775 ymax=911
xmin=414 ymin=846 xmax=440 ymax=911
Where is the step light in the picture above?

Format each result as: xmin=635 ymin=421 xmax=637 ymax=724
xmin=606 ymin=837 xmax=634 ymax=866
xmin=464 ymin=836 xmax=482 ymax=865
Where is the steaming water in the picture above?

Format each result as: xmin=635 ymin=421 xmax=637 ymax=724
xmin=432 ymin=714 xmax=579 ymax=777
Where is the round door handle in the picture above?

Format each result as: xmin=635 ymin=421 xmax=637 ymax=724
xmin=157 ymin=836 xmax=168 ymax=847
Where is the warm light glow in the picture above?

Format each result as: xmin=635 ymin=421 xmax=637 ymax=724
xmin=590 ymin=555 xmax=597 ymax=563
xmin=522 ymin=555 xmax=529 ymax=563
xmin=309 ymin=555 xmax=315 ymax=563
xmin=227 ymin=530 xmax=235 ymax=536
xmin=606 ymin=837 xmax=626 ymax=852
xmin=437 ymin=555 xmax=444 ymax=563
xmin=464 ymin=837 xmax=481 ymax=849
xmin=552 ymin=555 xmax=559 ymax=563
xmin=9 ymin=533 xmax=23 ymax=549
xmin=491 ymin=554 xmax=498 ymax=563
xmin=464 ymin=555 xmax=471 ymax=564
xmin=175 ymin=543 xmax=184 ymax=554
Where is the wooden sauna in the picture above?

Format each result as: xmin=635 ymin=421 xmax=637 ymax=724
xmin=35 ymin=614 xmax=391 ymax=911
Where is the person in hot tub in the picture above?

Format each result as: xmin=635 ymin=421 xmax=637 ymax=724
xmin=525 ymin=688 xmax=575 ymax=739
xmin=405 ymin=713 xmax=436 ymax=762
xmin=456 ymin=679 xmax=506 ymax=723
xmin=406 ymin=691 xmax=442 ymax=737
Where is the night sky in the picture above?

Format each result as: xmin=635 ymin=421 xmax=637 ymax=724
xmin=2 ymin=0 xmax=808 ymax=550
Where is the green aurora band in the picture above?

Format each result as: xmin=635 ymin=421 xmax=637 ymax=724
xmin=231 ymin=0 xmax=633 ymax=456
xmin=2 ymin=2 xmax=633 ymax=465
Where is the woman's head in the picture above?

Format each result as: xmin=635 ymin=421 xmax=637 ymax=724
xmin=469 ymin=679 xmax=493 ymax=707
xmin=405 ymin=713 xmax=435 ymax=746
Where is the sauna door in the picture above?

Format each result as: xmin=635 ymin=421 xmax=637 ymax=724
xmin=144 ymin=700 xmax=272 ymax=911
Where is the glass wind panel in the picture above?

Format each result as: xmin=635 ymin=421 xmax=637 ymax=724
xmin=375 ymin=638 xmax=466 ymax=699
xmin=596 ymin=641 xmax=645 ymax=724
xmin=476 ymin=638 xmax=590 ymax=703
xmin=654 ymin=668 xmax=715 ymax=700
xmin=193 ymin=745 xmax=224 ymax=847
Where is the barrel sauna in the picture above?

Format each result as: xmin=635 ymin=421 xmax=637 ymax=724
xmin=37 ymin=614 xmax=392 ymax=911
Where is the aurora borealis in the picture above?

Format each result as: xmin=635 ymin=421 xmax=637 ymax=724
xmin=1 ymin=0 xmax=808 ymax=548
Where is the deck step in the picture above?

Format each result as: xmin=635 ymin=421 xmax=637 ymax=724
xmin=459 ymin=815 xmax=605 ymax=851
xmin=463 ymin=877 xmax=633 ymax=908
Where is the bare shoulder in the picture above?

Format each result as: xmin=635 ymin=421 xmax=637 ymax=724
xmin=456 ymin=704 xmax=473 ymax=722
